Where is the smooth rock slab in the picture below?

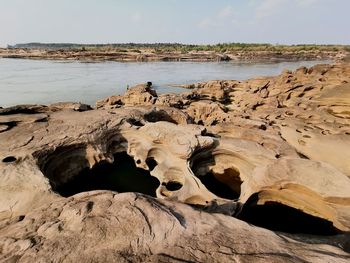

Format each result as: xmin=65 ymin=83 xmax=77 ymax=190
xmin=1 ymin=191 xmax=349 ymax=263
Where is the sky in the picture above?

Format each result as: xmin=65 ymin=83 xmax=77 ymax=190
xmin=0 ymin=0 xmax=349 ymax=47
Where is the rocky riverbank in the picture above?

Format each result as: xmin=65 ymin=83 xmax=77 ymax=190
xmin=0 ymin=63 xmax=350 ymax=262
xmin=0 ymin=47 xmax=348 ymax=62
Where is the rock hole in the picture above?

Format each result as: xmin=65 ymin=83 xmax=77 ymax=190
xmin=18 ymin=215 xmax=25 ymax=222
xmin=146 ymin=157 xmax=157 ymax=171
xmin=238 ymin=194 xmax=339 ymax=235
xmin=199 ymin=171 xmax=242 ymax=200
xmin=190 ymin=153 xmax=242 ymax=200
xmin=86 ymin=201 xmax=94 ymax=213
xmin=2 ymin=156 xmax=17 ymax=163
xmin=144 ymin=110 xmax=178 ymax=124
xmin=163 ymin=181 xmax=183 ymax=191
xmin=210 ymin=120 xmax=219 ymax=126
xmin=126 ymin=118 xmax=144 ymax=127
xmin=53 ymin=152 xmax=160 ymax=198
xmin=259 ymin=124 xmax=267 ymax=130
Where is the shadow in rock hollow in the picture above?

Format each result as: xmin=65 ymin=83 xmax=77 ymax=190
xmin=54 ymin=152 xmax=160 ymax=197
xmin=238 ymin=193 xmax=340 ymax=236
xmin=189 ymin=146 xmax=242 ymax=201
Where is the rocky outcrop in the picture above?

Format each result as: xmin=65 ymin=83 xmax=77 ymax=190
xmin=1 ymin=47 xmax=348 ymax=62
xmin=1 ymin=63 xmax=350 ymax=262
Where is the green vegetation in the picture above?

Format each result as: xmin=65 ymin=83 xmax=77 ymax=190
xmin=8 ymin=42 xmax=350 ymax=53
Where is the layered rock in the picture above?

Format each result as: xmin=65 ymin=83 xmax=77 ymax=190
xmin=1 ymin=63 xmax=350 ymax=262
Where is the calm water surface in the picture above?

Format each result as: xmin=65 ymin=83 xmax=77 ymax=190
xmin=0 ymin=58 xmax=329 ymax=107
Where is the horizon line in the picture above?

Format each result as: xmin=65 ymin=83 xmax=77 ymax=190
xmin=8 ymin=42 xmax=350 ymax=47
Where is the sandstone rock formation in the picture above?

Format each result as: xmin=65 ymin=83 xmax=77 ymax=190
xmin=1 ymin=191 xmax=350 ymax=262
xmin=1 ymin=63 xmax=350 ymax=262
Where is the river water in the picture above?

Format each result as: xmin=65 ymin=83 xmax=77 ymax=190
xmin=0 ymin=58 xmax=329 ymax=107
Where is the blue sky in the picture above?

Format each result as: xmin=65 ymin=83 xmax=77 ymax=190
xmin=0 ymin=0 xmax=349 ymax=47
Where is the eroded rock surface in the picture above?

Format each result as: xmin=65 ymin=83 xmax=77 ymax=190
xmin=1 ymin=192 xmax=350 ymax=263
xmin=1 ymin=63 xmax=350 ymax=262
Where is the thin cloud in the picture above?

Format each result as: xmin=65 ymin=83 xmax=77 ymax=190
xmin=218 ymin=6 xmax=235 ymax=19
xmin=198 ymin=18 xmax=217 ymax=29
xmin=296 ymin=0 xmax=319 ymax=7
xmin=198 ymin=5 xmax=236 ymax=29
xmin=130 ymin=12 xmax=142 ymax=23
xmin=255 ymin=0 xmax=319 ymax=20
xmin=255 ymin=0 xmax=288 ymax=20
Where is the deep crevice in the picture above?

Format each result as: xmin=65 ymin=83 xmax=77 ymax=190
xmin=53 ymin=152 xmax=160 ymax=197
xmin=297 ymin=151 xmax=310 ymax=159
xmin=238 ymin=193 xmax=340 ymax=235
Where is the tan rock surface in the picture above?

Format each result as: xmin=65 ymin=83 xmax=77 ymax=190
xmin=1 ymin=63 xmax=350 ymax=262
xmin=1 ymin=191 xmax=350 ymax=263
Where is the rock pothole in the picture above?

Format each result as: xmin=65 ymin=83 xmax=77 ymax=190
xmin=188 ymin=150 xmax=343 ymax=235
xmin=41 ymin=151 xmax=160 ymax=198
xmin=197 ymin=172 xmax=241 ymax=200
xmin=190 ymin=152 xmax=242 ymax=200
xmin=144 ymin=109 xmax=179 ymax=124
xmin=162 ymin=181 xmax=183 ymax=191
xmin=33 ymin=140 xmax=344 ymax=237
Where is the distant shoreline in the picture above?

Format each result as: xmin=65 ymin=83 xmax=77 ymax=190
xmin=1 ymin=43 xmax=349 ymax=62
